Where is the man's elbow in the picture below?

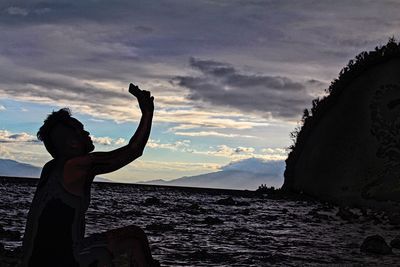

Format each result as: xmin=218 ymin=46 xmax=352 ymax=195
xmin=135 ymin=149 xmax=144 ymax=158
xmin=128 ymin=142 xmax=144 ymax=155
xmin=129 ymin=146 xmax=144 ymax=159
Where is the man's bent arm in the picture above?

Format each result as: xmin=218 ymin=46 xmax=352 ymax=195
xmin=88 ymin=111 xmax=153 ymax=175
xmin=69 ymin=84 xmax=155 ymax=177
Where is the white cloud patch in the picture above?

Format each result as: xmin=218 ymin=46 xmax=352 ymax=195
xmin=191 ymin=144 xmax=288 ymax=161
xmin=0 ymin=105 xmax=6 ymax=111
xmin=147 ymin=139 xmax=191 ymax=151
xmin=173 ymin=131 xmax=256 ymax=138
xmin=129 ymin=159 xmax=220 ymax=172
xmin=91 ymin=136 xmax=112 ymax=145
xmin=261 ymin=148 xmax=287 ymax=154
xmin=0 ymin=130 xmax=38 ymax=143
xmin=114 ymin=138 xmax=126 ymax=145
xmin=91 ymin=135 xmax=126 ymax=146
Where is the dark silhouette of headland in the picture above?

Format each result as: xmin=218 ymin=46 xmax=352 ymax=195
xmin=284 ymin=38 xmax=400 ymax=211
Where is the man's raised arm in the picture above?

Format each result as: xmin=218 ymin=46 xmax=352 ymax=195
xmin=87 ymin=83 xmax=154 ymax=175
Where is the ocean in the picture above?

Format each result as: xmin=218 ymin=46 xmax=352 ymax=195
xmin=0 ymin=177 xmax=399 ymax=266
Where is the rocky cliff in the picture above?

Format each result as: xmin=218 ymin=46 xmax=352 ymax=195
xmin=283 ymin=39 xmax=400 ymax=208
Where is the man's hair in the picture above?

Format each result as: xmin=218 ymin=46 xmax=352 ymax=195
xmin=37 ymin=108 xmax=73 ymax=158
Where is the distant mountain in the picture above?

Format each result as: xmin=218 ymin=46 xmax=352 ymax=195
xmin=94 ymin=176 xmax=115 ymax=183
xmin=0 ymin=158 xmax=114 ymax=183
xmin=0 ymin=159 xmax=41 ymax=178
xmin=140 ymin=158 xmax=285 ymax=190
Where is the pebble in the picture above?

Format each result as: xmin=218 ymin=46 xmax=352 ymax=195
xmin=216 ymin=197 xmax=236 ymax=205
xmin=336 ymin=207 xmax=359 ymax=221
xmin=0 ymin=226 xmax=20 ymax=241
xmin=144 ymin=196 xmax=161 ymax=206
xmin=0 ymin=242 xmax=5 ymax=255
xmin=389 ymin=236 xmax=400 ymax=249
xmin=360 ymin=235 xmax=392 ymax=255
xmin=203 ymin=216 xmax=223 ymax=225
xmin=387 ymin=213 xmax=400 ymax=225
xmin=146 ymin=223 xmax=174 ymax=232
xmin=216 ymin=196 xmax=249 ymax=206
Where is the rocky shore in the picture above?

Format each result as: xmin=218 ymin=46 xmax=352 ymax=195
xmin=2 ymin=183 xmax=400 ymax=266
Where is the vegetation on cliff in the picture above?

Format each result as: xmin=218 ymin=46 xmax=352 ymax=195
xmin=284 ymin=38 xmax=400 ymax=190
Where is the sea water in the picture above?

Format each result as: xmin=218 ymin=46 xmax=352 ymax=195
xmin=1 ymin=178 xmax=399 ymax=266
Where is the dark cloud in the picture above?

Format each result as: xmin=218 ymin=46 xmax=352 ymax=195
xmin=0 ymin=0 xmax=398 ymax=122
xmin=175 ymin=58 xmax=316 ymax=118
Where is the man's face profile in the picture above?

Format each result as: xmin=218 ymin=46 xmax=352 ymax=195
xmin=50 ymin=119 xmax=95 ymax=158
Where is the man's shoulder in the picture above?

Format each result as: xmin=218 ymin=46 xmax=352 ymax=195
xmin=43 ymin=159 xmax=55 ymax=169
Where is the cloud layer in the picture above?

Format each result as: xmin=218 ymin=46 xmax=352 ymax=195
xmin=175 ymin=58 xmax=318 ymax=118
xmin=0 ymin=0 xmax=398 ymax=125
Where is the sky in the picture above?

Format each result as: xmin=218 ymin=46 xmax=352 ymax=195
xmin=0 ymin=0 xmax=399 ymax=183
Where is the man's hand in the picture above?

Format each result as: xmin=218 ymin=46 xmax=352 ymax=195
xmin=129 ymin=83 xmax=154 ymax=114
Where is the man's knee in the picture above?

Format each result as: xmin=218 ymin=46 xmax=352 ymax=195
xmin=124 ymin=225 xmax=148 ymax=242
xmin=107 ymin=225 xmax=148 ymax=243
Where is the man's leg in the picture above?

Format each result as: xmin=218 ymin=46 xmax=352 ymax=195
xmin=76 ymin=233 xmax=114 ymax=267
xmin=105 ymin=225 xmax=158 ymax=267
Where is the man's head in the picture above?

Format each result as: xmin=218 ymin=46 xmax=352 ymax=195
xmin=37 ymin=108 xmax=94 ymax=159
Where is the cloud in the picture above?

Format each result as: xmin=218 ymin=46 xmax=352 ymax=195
xmin=173 ymin=130 xmax=256 ymax=138
xmin=6 ymin=7 xmax=29 ymax=16
xmin=211 ymin=145 xmax=255 ymax=157
xmin=147 ymin=139 xmax=191 ymax=151
xmin=261 ymin=148 xmax=287 ymax=154
xmin=0 ymin=130 xmax=129 ymax=148
xmin=114 ymin=138 xmax=126 ymax=145
xmin=191 ymin=144 xmax=255 ymax=158
xmin=0 ymin=130 xmax=38 ymax=143
xmin=0 ymin=105 xmax=6 ymax=111
xmin=91 ymin=136 xmax=112 ymax=145
xmin=191 ymin=144 xmax=288 ymax=161
xmin=143 ymin=139 xmax=287 ymax=161
xmin=0 ymin=1 xmax=397 ymax=128
xmin=91 ymin=135 xmax=126 ymax=146
xmin=0 ymin=142 xmax=51 ymax=166
xmin=233 ymin=146 xmax=255 ymax=153
xmin=126 ymin=159 xmax=220 ymax=172
xmin=174 ymin=58 xmax=317 ymax=119
xmin=159 ymin=109 xmax=270 ymax=130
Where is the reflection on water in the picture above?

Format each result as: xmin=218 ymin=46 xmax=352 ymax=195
xmin=1 ymin=178 xmax=399 ymax=266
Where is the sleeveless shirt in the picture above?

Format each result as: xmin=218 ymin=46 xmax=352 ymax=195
xmin=21 ymin=159 xmax=92 ymax=266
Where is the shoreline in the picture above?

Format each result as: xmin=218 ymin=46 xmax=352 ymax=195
xmin=0 ymin=175 xmax=257 ymax=197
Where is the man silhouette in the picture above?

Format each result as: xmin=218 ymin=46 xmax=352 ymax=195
xmin=21 ymin=84 xmax=158 ymax=266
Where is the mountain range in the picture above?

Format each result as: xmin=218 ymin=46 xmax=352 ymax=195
xmin=0 ymin=158 xmax=113 ymax=183
xmin=139 ymin=158 xmax=285 ymax=190
xmin=0 ymin=158 xmax=285 ymax=189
